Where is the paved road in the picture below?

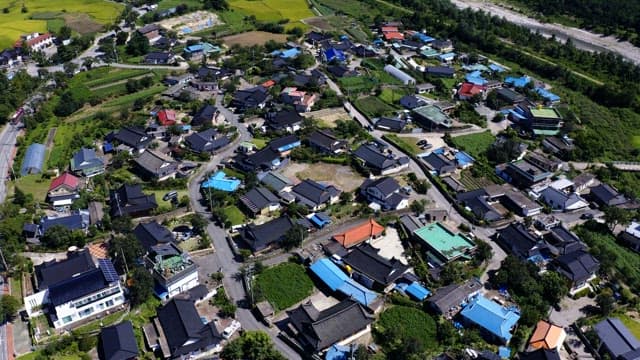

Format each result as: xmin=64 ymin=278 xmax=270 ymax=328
xmin=187 ymin=97 xmax=301 ymax=360
xmin=0 ymin=124 xmax=20 ymax=203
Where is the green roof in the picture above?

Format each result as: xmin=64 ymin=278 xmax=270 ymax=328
xmin=533 ymin=129 xmax=560 ymax=136
xmin=413 ymin=105 xmax=453 ymax=128
xmin=413 ymin=222 xmax=476 ymax=261
xmin=529 ymin=107 xmax=561 ymax=119
xmin=421 ymin=48 xmax=440 ymax=57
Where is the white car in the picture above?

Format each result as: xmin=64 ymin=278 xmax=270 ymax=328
xmin=222 ymin=320 xmax=241 ymax=339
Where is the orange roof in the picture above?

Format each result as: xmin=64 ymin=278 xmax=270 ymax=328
xmin=261 ymin=79 xmax=276 ymax=88
xmin=87 ymin=242 xmax=109 ymax=259
xmin=529 ymin=320 xmax=566 ymax=350
xmin=332 ymin=219 xmax=384 ymax=248
xmin=381 ymin=26 xmax=399 ymax=33
xmin=384 ymin=32 xmax=404 ymax=41
xmin=458 ymin=82 xmax=486 ymax=98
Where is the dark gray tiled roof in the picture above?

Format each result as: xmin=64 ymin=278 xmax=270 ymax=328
xmin=99 ymin=321 xmax=139 ymax=360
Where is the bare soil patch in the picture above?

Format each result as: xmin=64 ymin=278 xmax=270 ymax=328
xmin=222 ymin=31 xmax=288 ymax=46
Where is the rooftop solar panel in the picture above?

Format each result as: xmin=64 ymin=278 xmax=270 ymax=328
xmin=99 ymin=259 xmax=119 ymax=283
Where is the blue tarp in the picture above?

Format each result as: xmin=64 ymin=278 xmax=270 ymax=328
xmin=310 ymin=259 xmax=378 ymax=306
xmin=20 ymin=143 xmax=46 ymax=176
xmin=405 ymin=282 xmax=431 ymax=301
xmin=535 ymin=87 xmax=560 ymax=102
xmin=505 ymin=75 xmax=531 ymax=88
xmin=103 ymin=142 xmax=114 ymax=153
xmin=460 ymin=295 xmax=520 ymax=343
xmin=201 ymin=170 xmax=241 ymax=192
xmin=325 ymin=344 xmax=351 ymax=360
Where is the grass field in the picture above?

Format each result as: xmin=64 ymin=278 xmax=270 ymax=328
xmin=384 ymin=134 xmax=421 ymax=155
xmin=0 ymin=0 xmax=123 ymax=48
xmin=354 ymin=96 xmax=397 ymax=119
xmin=374 ymin=306 xmax=438 ymax=351
xmin=632 ymin=135 xmax=640 ymax=149
xmin=378 ymin=87 xmax=411 ymax=105
xmin=14 ymin=174 xmax=50 ymax=203
xmin=254 ymin=262 xmax=314 ymax=311
xmin=223 ymin=205 xmax=246 ymax=226
xmin=450 ymin=131 xmax=495 ymax=158
xmin=618 ymin=314 xmax=640 ymax=339
xmin=228 ymin=0 xmax=313 ymax=29
xmin=221 ymin=31 xmax=288 ymax=46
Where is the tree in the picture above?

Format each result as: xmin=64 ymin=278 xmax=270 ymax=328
xmin=473 ymin=239 xmax=492 ymax=266
xmin=63 ymin=62 xmax=78 ymax=77
xmin=339 ymin=191 xmax=353 ymax=204
xmin=221 ymin=331 xmax=285 ymax=360
xmin=596 ymin=288 xmax=615 ymax=315
xmin=42 ymin=225 xmax=72 ymax=249
xmin=0 ymin=295 xmax=20 ymax=323
xmin=129 ymin=267 xmax=153 ymax=307
xmin=410 ymin=199 xmax=427 ymax=215
xmin=110 ymin=234 xmax=143 ymax=272
xmin=541 ymin=271 xmax=569 ymax=305
xmin=12 ymin=187 xmax=31 ymax=206
xmin=603 ymin=206 xmax=631 ymax=231
xmin=116 ymin=31 xmax=128 ymax=46
xmin=202 ymin=0 xmax=229 ymax=11
xmin=439 ymin=261 xmax=466 ymax=285
xmin=57 ymin=26 xmax=72 ymax=40
xmin=281 ymin=224 xmax=306 ymax=250
xmin=126 ymin=31 xmax=150 ymax=56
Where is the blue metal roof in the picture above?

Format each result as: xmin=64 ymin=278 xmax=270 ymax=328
xmin=405 ymin=282 xmax=430 ymax=301
xmin=310 ymin=212 xmax=331 ymax=228
xmin=489 ymin=64 xmax=505 ymax=72
xmin=535 ymin=87 xmax=560 ymax=102
xmin=324 ymin=48 xmax=346 ymax=62
xmin=498 ymin=347 xmax=511 ymax=359
xmin=414 ymin=33 xmax=435 ymax=43
xmin=201 ymin=170 xmax=241 ymax=192
xmin=20 ymin=143 xmax=46 ymax=176
xmin=465 ymin=70 xmax=487 ymax=85
xmin=460 ymin=295 xmax=520 ymax=343
xmin=438 ymin=52 xmax=456 ymax=61
xmin=310 ymin=259 xmax=378 ymax=306
xmin=505 ymin=75 xmax=531 ymax=88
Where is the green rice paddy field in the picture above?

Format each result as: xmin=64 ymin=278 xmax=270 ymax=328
xmin=0 ymin=0 xmax=123 ymax=48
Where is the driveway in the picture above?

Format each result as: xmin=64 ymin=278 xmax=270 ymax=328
xmin=549 ymin=296 xmax=597 ymax=327
xmin=187 ymin=97 xmax=301 ymax=360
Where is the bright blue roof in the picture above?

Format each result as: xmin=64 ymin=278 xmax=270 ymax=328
xmin=414 ymin=33 xmax=435 ymax=43
xmin=325 ymin=344 xmax=351 ymax=360
xmin=21 ymin=143 xmax=46 ymax=176
xmin=103 ymin=142 xmax=114 ymax=152
xmin=324 ymin=48 xmax=346 ymax=62
xmin=460 ymin=295 xmax=520 ymax=342
xmin=310 ymin=213 xmax=331 ymax=227
xmin=405 ymin=282 xmax=430 ymax=301
xmin=489 ymin=64 xmax=505 ymax=72
xmin=185 ymin=44 xmax=204 ymax=53
xmin=465 ymin=71 xmax=487 ymax=85
xmin=498 ymin=347 xmax=511 ymax=359
xmin=505 ymin=75 xmax=531 ymax=88
xmin=201 ymin=170 xmax=241 ymax=192
xmin=439 ymin=52 xmax=456 ymax=60
xmin=535 ymin=87 xmax=560 ymax=102
xmin=310 ymin=259 xmax=378 ymax=306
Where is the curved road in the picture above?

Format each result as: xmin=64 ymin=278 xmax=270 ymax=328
xmin=187 ymin=96 xmax=302 ymax=360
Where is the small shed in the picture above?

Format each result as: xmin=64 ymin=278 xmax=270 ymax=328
xmin=256 ymin=301 xmax=275 ymax=326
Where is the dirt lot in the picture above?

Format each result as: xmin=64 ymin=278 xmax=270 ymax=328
xmin=302 ymin=16 xmax=333 ymax=31
xmin=302 ymin=107 xmax=351 ymax=128
xmin=222 ymin=31 xmax=289 ymax=46
xmin=64 ymin=13 xmax=103 ymax=34
xmin=280 ymin=162 xmax=365 ymax=192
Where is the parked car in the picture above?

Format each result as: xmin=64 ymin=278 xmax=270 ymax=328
xmin=580 ymin=213 xmax=594 ymax=220
xmin=163 ymin=190 xmax=178 ymax=201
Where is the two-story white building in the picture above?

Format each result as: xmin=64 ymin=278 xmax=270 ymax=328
xmin=25 ymin=256 xmax=125 ymax=329
xmin=145 ymin=242 xmax=199 ymax=300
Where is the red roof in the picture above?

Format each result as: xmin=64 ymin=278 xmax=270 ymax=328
xmin=458 ymin=82 xmax=486 ymax=98
xmin=332 ymin=219 xmax=385 ymax=248
xmin=157 ymin=109 xmax=177 ymax=126
xmin=261 ymin=79 xmax=276 ymax=88
xmin=49 ymin=172 xmax=80 ymax=192
xmin=384 ymin=32 xmax=404 ymax=41
xmin=381 ymin=26 xmax=399 ymax=33
xmin=16 ymin=33 xmax=52 ymax=48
